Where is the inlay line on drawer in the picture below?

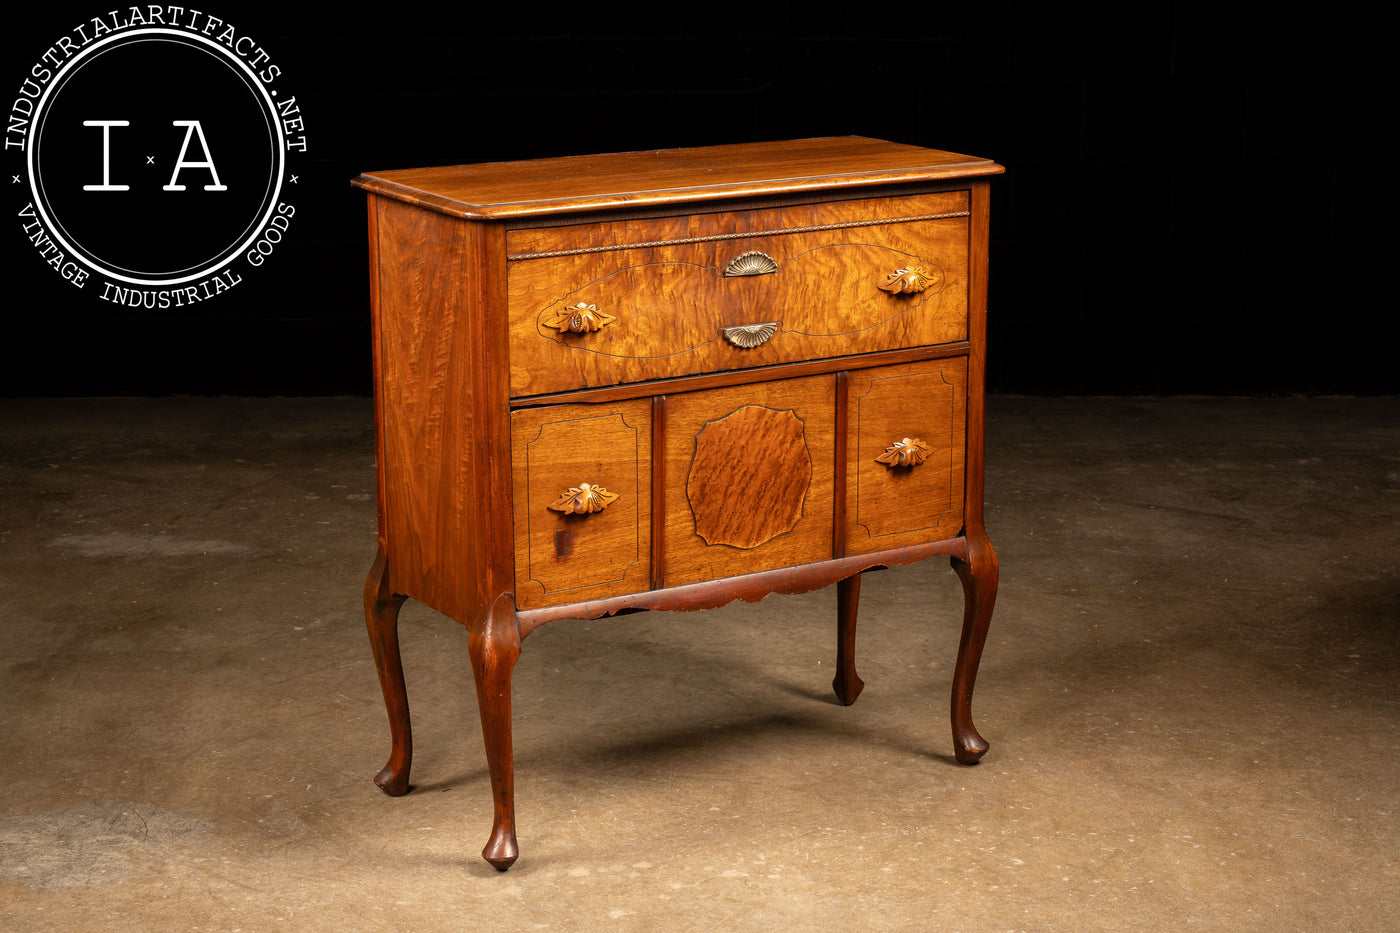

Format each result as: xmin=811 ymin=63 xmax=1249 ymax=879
xmin=506 ymin=190 xmax=970 ymax=256
xmin=506 ymin=210 xmax=970 ymax=260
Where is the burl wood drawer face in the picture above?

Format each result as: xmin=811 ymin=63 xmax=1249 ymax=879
xmin=506 ymin=191 xmax=969 ymax=397
xmin=510 ymin=400 xmax=652 ymax=610
xmin=662 ymin=374 xmax=836 ymax=587
xmin=845 ymin=358 xmax=967 ymax=555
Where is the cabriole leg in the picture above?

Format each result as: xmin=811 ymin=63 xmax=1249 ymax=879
xmin=950 ymin=530 xmax=998 ymax=764
xmin=832 ymin=573 xmax=865 ymax=705
xmin=469 ymin=593 xmax=522 ymax=870
xmin=364 ymin=545 xmax=411 ymax=795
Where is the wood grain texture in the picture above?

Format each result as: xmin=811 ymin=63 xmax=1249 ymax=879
xmin=650 ymin=396 xmax=667 ymax=590
xmin=687 ymin=405 xmax=811 ymax=549
xmin=845 ymin=359 xmax=967 ymax=555
xmin=372 ymin=196 xmax=514 ymax=624
xmin=352 ymin=136 xmax=1002 ymax=220
xmin=663 ymin=375 xmax=835 ymax=588
xmin=832 ymin=371 xmax=850 ymax=560
xmin=506 ymin=192 xmax=969 ymax=396
xmin=510 ymin=401 xmax=651 ymax=610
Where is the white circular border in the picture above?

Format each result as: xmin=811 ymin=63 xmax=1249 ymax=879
xmin=26 ymin=26 xmax=286 ymax=287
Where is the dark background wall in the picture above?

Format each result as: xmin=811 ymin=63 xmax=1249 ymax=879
xmin=5 ymin=3 xmax=1396 ymax=396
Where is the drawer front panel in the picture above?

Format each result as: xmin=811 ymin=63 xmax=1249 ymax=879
xmin=844 ymin=358 xmax=967 ymax=555
xmin=510 ymin=400 xmax=651 ymax=609
xmin=507 ymin=192 xmax=969 ymax=397
xmin=663 ymin=374 xmax=836 ymax=587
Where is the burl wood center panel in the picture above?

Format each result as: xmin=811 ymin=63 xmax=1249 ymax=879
xmin=506 ymin=192 xmax=969 ymax=397
xmin=663 ymin=375 xmax=836 ymax=587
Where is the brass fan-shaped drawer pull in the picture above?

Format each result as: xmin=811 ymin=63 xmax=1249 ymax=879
xmin=547 ymin=482 xmax=619 ymax=514
xmin=721 ymin=321 xmax=779 ymax=349
xmin=877 ymin=265 xmax=936 ymax=295
xmin=723 ymin=251 xmax=778 ymax=277
xmin=875 ymin=437 xmax=931 ymax=468
xmin=544 ymin=303 xmax=616 ymax=334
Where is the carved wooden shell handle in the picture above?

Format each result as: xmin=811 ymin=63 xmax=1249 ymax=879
xmin=547 ymin=482 xmax=620 ymax=514
xmin=877 ymin=265 xmax=935 ymax=295
xmin=544 ymin=303 xmax=617 ymax=334
xmin=875 ymin=437 xmax=931 ymax=468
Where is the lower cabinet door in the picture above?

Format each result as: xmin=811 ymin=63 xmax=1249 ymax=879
xmin=844 ymin=358 xmax=967 ymax=555
xmin=662 ymin=374 xmax=836 ymax=587
xmin=509 ymin=359 xmax=964 ymax=607
xmin=510 ymin=399 xmax=651 ymax=609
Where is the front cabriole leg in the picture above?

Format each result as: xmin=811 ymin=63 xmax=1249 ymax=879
xmin=469 ymin=592 xmax=522 ymax=870
xmin=364 ymin=545 xmax=411 ymax=795
xmin=949 ymin=528 xmax=998 ymax=764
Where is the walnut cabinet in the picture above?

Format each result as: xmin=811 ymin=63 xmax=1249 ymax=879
xmin=352 ymin=137 xmax=1004 ymax=870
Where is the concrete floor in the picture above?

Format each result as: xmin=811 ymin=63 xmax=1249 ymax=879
xmin=1 ymin=395 xmax=1396 ymax=931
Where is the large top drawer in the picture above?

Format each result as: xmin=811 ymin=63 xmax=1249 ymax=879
xmin=505 ymin=190 xmax=969 ymax=397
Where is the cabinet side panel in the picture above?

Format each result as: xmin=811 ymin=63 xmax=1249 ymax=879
xmin=374 ymin=198 xmax=511 ymax=622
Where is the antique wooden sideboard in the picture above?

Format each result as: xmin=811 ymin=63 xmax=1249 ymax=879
xmin=352 ymin=137 xmax=1003 ymax=870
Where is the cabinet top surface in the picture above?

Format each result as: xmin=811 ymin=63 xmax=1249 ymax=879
xmin=352 ymin=136 xmax=1002 ymax=220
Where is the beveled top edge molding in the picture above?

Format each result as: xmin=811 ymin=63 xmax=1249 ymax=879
xmin=351 ymin=136 xmax=1003 ymax=221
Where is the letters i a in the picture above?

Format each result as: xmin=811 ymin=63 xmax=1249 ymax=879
xmin=81 ymin=120 xmax=227 ymax=192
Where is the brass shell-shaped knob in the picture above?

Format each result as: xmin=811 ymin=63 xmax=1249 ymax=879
xmin=877 ymin=265 xmax=936 ymax=295
xmin=875 ymin=437 xmax=931 ymax=468
xmin=547 ymin=482 xmax=619 ymax=514
xmin=545 ymin=303 xmax=617 ymax=334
